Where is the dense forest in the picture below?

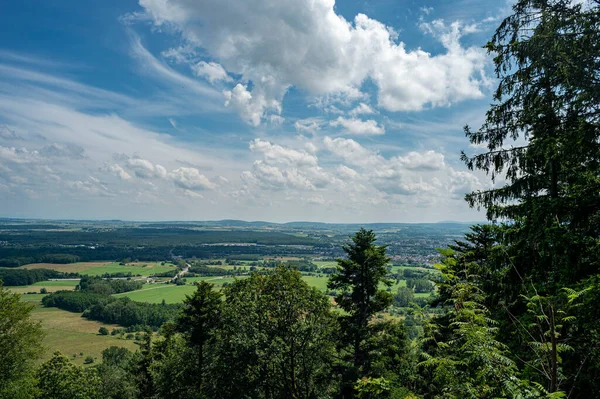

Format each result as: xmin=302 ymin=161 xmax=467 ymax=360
xmin=1 ymin=1 xmax=599 ymax=398
xmin=0 ymin=268 xmax=79 ymax=286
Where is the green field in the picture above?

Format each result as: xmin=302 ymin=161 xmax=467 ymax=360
xmin=29 ymin=303 xmax=138 ymax=365
xmin=114 ymin=276 xmax=251 ymax=303
xmin=184 ymin=276 xmax=246 ymax=285
xmin=113 ymin=284 xmax=197 ymax=304
xmin=314 ymin=261 xmax=338 ymax=268
xmin=18 ymin=293 xmax=49 ymax=302
xmin=301 ymin=275 xmax=330 ymax=291
xmin=21 ymin=261 xmax=177 ymax=276
xmin=8 ymin=280 xmax=79 ymax=294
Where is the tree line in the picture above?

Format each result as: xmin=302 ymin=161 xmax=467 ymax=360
xmin=0 ymin=268 xmax=79 ymax=286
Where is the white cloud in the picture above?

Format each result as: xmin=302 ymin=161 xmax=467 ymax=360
xmin=191 ymin=61 xmax=233 ymax=83
xmin=336 ymin=165 xmax=359 ymax=179
xmin=321 ymin=135 xmax=480 ymax=198
xmin=223 ymin=84 xmax=282 ymax=126
xmin=0 ymin=146 xmax=40 ymax=164
xmin=242 ymin=139 xmax=337 ymax=192
xmin=249 ymin=138 xmax=318 ymax=167
xmin=323 ymin=137 xmax=382 ymax=167
xmin=349 ymin=102 xmax=376 ymax=116
xmin=102 ymin=163 xmax=132 ymax=180
xmin=394 ymin=150 xmax=445 ymax=171
xmin=294 ymin=118 xmax=322 ymax=135
xmin=138 ymin=0 xmax=489 ymax=124
xmin=127 ymin=158 xmax=168 ymax=179
xmin=65 ymin=177 xmax=113 ymax=197
xmin=330 ymin=116 xmax=385 ymax=135
xmin=169 ymin=167 xmax=217 ymax=191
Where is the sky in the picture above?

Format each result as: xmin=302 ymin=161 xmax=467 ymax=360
xmin=0 ymin=0 xmax=513 ymax=223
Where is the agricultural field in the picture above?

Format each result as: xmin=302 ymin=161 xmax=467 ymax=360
xmin=18 ymin=293 xmax=49 ymax=302
xmin=29 ymin=302 xmax=138 ymax=365
xmin=114 ymin=276 xmax=250 ymax=303
xmin=113 ymin=284 xmax=197 ymax=304
xmin=184 ymin=276 xmax=244 ymax=285
xmin=8 ymin=279 xmax=79 ymax=294
xmin=20 ymin=261 xmax=177 ymax=276
xmin=314 ymin=261 xmax=338 ymax=269
xmin=301 ymin=275 xmax=330 ymax=291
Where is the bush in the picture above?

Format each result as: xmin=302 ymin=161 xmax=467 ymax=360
xmin=83 ymin=356 xmax=94 ymax=364
xmin=98 ymin=327 xmax=109 ymax=335
xmin=40 ymin=288 xmax=48 ymax=294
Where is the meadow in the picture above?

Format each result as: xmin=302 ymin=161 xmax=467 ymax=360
xmin=29 ymin=303 xmax=139 ymax=365
xmin=20 ymin=261 xmax=177 ymax=276
xmin=8 ymin=279 xmax=79 ymax=294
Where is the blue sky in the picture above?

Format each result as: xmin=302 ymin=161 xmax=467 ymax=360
xmin=0 ymin=0 xmax=512 ymax=223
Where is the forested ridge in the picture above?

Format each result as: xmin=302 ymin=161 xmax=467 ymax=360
xmin=1 ymin=1 xmax=600 ymax=398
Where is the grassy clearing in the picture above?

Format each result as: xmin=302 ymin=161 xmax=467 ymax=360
xmin=29 ymin=302 xmax=138 ymax=365
xmin=314 ymin=261 xmax=338 ymax=268
xmin=9 ymin=285 xmax=77 ymax=294
xmin=8 ymin=279 xmax=80 ymax=294
xmin=301 ymin=275 xmax=330 ymax=291
xmin=18 ymin=293 xmax=48 ymax=302
xmin=21 ymin=262 xmax=110 ymax=273
xmin=20 ymin=261 xmax=177 ymax=276
xmin=184 ymin=276 xmax=244 ymax=285
xmin=113 ymin=284 xmax=197 ymax=304
xmin=114 ymin=276 xmax=252 ymax=303
xmin=82 ymin=262 xmax=176 ymax=276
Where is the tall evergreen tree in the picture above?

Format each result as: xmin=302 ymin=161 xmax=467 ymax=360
xmin=462 ymin=0 xmax=600 ymax=287
xmin=175 ymin=281 xmax=222 ymax=393
xmin=460 ymin=1 xmax=600 ymax=396
xmin=328 ymin=228 xmax=393 ymax=397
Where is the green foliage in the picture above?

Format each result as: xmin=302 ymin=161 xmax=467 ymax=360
xmin=515 ymin=287 xmax=591 ymax=392
xmin=98 ymin=327 xmax=109 ymax=336
xmin=42 ymin=291 xmax=181 ymax=328
xmin=355 ymin=377 xmax=391 ymax=399
xmin=0 ymin=268 xmax=78 ymax=286
xmin=175 ymin=281 xmax=222 ymax=392
xmin=406 ymin=279 xmax=434 ymax=293
xmin=94 ymin=347 xmax=138 ymax=399
xmin=422 ymin=253 xmax=554 ymax=399
xmin=208 ymin=266 xmax=337 ymax=398
xmin=394 ymin=286 xmax=415 ymax=308
xmin=36 ymin=351 xmax=101 ymax=399
xmin=78 ymin=276 xmax=143 ymax=295
xmin=328 ymin=228 xmax=394 ymax=396
xmin=0 ymin=284 xmax=44 ymax=399
xmin=457 ymin=1 xmax=600 ymax=396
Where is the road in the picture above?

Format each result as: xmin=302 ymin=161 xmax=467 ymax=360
xmin=171 ymin=263 xmax=190 ymax=283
